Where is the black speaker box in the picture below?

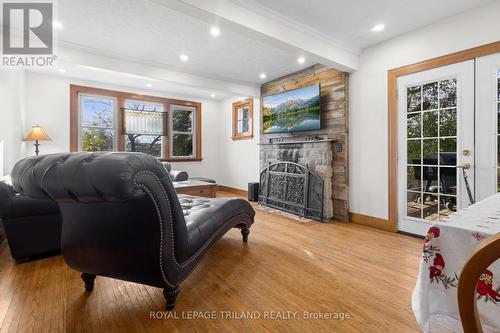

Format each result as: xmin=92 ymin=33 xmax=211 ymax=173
xmin=248 ymin=182 xmax=259 ymax=202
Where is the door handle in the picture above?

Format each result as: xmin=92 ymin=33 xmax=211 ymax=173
xmin=456 ymin=163 xmax=471 ymax=170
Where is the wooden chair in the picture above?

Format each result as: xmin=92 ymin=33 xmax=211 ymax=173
xmin=458 ymin=233 xmax=500 ymax=333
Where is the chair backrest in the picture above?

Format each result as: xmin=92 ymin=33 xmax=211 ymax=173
xmin=10 ymin=152 xmax=189 ymax=261
xmin=458 ymin=233 xmax=500 ymax=333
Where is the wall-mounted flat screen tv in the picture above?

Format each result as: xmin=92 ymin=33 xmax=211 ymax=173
xmin=262 ymin=83 xmax=320 ymax=134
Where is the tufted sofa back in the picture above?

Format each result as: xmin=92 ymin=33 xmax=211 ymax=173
xmin=11 ymin=152 xmax=189 ymax=265
xmin=13 ymin=153 xmax=156 ymax=201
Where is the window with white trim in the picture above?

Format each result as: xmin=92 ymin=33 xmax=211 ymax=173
xmin=170 ymin=105 xmax=196 ymax=158
xmin=124 ymin=99 xmax=165 ymax=158
xmin=78 ymin=94 xmax=118 ymax=152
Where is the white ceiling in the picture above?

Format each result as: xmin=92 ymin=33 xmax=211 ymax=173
xmin=242 ymin=0 xmax=495 ymax=49
xmin=53 ymin=0 xmax=494 ymax=92
xmin=56 ymin=0 xmax=319 ymax=86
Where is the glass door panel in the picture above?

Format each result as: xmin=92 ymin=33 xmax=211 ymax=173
xmin=405 ymin=79 xmax=458 ymax=222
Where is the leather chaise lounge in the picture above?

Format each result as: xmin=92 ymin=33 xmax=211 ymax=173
xmin=11 ymin=152 xmax=255 ymax=309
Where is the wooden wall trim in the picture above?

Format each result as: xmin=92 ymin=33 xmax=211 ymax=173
xmin=231 ymin=98 xmax=254 ymax=140
xmin=387 ymin=40 xmax=500 ymax=232
xmin=196 ymin=103 xmax=202 ymax=160
xmin=217 ymin=185 xmax=248 ymax=197
xmin=69 ymin=85 xmax=78 ymax=152
xmin=349 ymin=213 xmax=394 ymax=232
xmin=69 ymin=84 xmax=202 ymax=161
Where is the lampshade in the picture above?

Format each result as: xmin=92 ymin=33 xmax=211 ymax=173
xmin=23 ymin=125 xmax=51 ymax=142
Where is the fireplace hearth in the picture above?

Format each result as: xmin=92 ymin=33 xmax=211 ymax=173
xmin=259 ymin=140 xmax=334 ymax=219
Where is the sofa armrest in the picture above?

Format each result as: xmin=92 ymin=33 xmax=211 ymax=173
xmin=0 ymin=181 xmax=15 ymax=217
xmin=0 ymin=181 xmax=14 ymax=197
xmin=169 ymin=170 xmax=188 ymax=182
xmin=162 ymin=162 xmax=189 ymax=181
xmin=162 ymin=162 xmax=172 ymax=172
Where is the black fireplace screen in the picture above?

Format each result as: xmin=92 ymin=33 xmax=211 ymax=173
xmin=259 ymin=161 xmax=324 ymax=221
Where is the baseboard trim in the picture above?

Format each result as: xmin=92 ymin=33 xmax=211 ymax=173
xmin=349 ymin=212 xmax=396 ymax=232
xmin=212 ymin=192 xmax=396 ymax=232
xmin=217 ymin=185 xmax=248 ymax=197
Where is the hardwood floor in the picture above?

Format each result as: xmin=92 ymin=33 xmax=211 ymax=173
xmin=0 ymin=192 xmax=423 ymax=332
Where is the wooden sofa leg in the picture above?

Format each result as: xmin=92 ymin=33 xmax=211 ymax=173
xmin=163 ymin=286 xmax=180 ymax=310
xmin=241 ymin=226 xmax=250 ymax=242
xmin=81 ymin=273 xmax=96 ymax=292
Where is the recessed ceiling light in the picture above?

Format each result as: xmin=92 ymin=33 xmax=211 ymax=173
xmin=53 ymin=21 xmax=63 ymax=29
xmin=371 ymin=23 xmax=385 ymax=32
xmin=297 ymin=56 xmax=305 ymax=64
xmin=58 ymin=68 xmax=66 ymax=73
xmin=180 ymin=54 xmax=189 ymax=62
xmin=210 ymin=93 xmax=216 ymax=98
xmin=259 ymin=73 xmax=267 ymax=80
xmin=146 ymin=83 xmax=153 ymax=88
xmin=210 ymin=26 xmax=220 ymax=37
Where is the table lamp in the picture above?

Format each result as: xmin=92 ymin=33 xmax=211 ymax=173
xmin=23 ymin=125 xmax=51 ymax=156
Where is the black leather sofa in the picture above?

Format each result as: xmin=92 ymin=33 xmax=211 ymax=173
xmin=162 ymin=162 xmax=188 ymax=181
xmin=0 ymin=181 xmax=62 ymax=263
xmin=163 ymin=162 xmax=216 ymax=184
xmin=0 ymin=161 xmax=196 ymax=263
xmin=11 ymin=152 xmax=255 ymax=309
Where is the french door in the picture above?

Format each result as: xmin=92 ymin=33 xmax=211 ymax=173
xmin=397 ymin=61 xmax=475 ymax=236
xmin=476 ymin=53 xmax=500 ymax=201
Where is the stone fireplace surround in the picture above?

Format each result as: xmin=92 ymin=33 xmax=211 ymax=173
xmin=259 ymin=64 xmax=349 ymax=221
xmin=259 ymin=140 xmax=334 ymax=219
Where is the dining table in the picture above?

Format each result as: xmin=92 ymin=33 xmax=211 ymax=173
xmin=412 ymin=192 xmax=500 ymax=332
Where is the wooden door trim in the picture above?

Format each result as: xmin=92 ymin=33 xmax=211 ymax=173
xmin=388 ymin=41 xmax=500 ymax=232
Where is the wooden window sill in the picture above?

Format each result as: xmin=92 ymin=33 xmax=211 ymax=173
xmin=231 ymin=135 xmax=253 ymax=141
xmin=160 ymin=158 xmax=203 ymax=162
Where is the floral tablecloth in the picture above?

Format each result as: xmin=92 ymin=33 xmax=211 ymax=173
xmin=413 ymin=193 xmax=500 ymax=332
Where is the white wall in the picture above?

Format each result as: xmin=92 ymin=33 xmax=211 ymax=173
xmin=349 ymin=1 xmax=500 ymax=219
xmin=23 ymin=71 xmax=223 ymax=181
xmin=0 ymin=70 xmax=26 ymax=175
xmin=217 ymin=97 xmax=260 ymax=190
xmin=6 ymin=1 xmax=500 ymax=202
xmin=2 ymin=71 xmax=260 ymax=188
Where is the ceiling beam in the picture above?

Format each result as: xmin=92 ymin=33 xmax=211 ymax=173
xmin=57 ymin=47 xmax=260 ymax=97
xmin=154 ymin=0 xmax=359 ymax=72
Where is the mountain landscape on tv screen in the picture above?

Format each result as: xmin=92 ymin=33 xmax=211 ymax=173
xmin=263 ymin=87 xmax=320 ymax=133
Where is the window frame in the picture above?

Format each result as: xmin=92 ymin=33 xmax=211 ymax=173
xmin=70 ymin=85 xmax=202 ymax=162
xmin=123 ymin=99 xmax=166 ymax=158
xmin=77 ymin=93 xmax=119 ymax=152
xmin=231 ymin=98 xmax=253 ymax=140
xmin=169 ymin=104 xmax=197 ymax=159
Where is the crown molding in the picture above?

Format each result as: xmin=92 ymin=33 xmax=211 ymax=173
xmin=159 ymin=0 xmax=359 ymax=71
xmin=56 ymin=46 xmax=260 ymax=98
